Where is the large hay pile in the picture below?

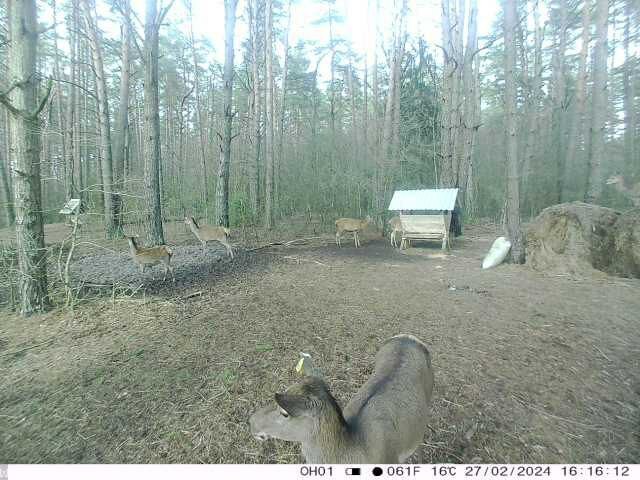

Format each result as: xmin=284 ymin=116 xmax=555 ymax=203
xmin=526 ymin=201 xmax=640 ymax=278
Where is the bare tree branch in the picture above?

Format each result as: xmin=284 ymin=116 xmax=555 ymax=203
xmin=31 ymin=79 xmax=54 ymax=118
xmin=48 ymin=77 xmax=98 ymax=100
xmin=157 ymin=0 xmax=178 ymax=29
xmin=112 ymin=0 xmax=144 ymax=59
xmin=0 ymin=91 xmax=21 ymax=117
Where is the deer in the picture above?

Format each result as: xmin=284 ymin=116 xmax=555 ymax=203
xmin=335 ymin=216 xmax=371 ymax=248
xmin=125 ymin=236 xmax=174 ymax=281
xmin=184 ymin=216 xmax=234 ymax=259
xmin=388 ymin=216 xmax=403 ymax=248
xmin=606 ymin=174 xmax=640 ymax=208
xmin=250 ymin=334 xmax=435 ymax=464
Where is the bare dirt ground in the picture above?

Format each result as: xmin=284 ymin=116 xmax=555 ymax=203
xmin=1 ymin=224 xmax=639 ymax=463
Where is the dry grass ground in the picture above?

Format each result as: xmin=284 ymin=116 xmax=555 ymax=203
xmin=1 ymin=224 xmax=639 ymax=463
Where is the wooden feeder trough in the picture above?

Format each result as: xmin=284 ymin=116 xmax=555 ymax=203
xmin=388 ymin=188 xmax=459 ymax=250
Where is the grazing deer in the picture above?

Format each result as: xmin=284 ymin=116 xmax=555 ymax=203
xmin=250 ymin=334 xmax=435 ymax=464
xmin=606 ymin=174 xmax=640 ymax=208
xmin=388 ymin=216 xmax=403 ymax=248
xmin=184 ymin=216 xmax=234 ymax=258
xmin=335 ymin=216 xmax=371 ymax=248
xmin=125 ymin=236 xmax=174 ymax=281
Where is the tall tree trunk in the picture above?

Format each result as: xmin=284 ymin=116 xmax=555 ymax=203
xmin=381 ymin=59 xmax=394 ymax=179
xmin=248 ymin=0 xmax=263 ymax=215
xmin=551 ymin=0 xmax=568 ymax=203
xmin=564 ymin=0 xmax=590 ymax=194
xmin=52 ymin=0 xmax=67 ymax=198
xmin=1 ymin=0 xmax=52 ymax=314
xmin=372 ymin=0 xmax=382 ymax=212
xmin=391 ymin=1 xmax=406 ymax=169
xmin=216 ymin=0 xmax=238 ymax=228
xmin=187 ymin=0 xmax=210 ymax=220
xmin=363 ymin=0 xmax=369 ymax=164
xmin=379 ymin=0 xmax=406 ymax=204
xmin=113 ymin=0 xmax=131 ymax=234
xmin=503 ymin=0 xmax=524 ymax=263
xmin=585 ymin=0 xmax=609 ymax=203
xmin=0 ymin=112 xmax=15 ymax=224
xmin=143 ymin=0 xmax=171 ymax=245
xmin=623 ymin=1 xmax=636 ymax=178
xmin=278 ymin=0 xmax=292 ymax=209
xmin=328 ymin=4 xmax=336 ymax=141
xmin=521 ymin=0 xmax=544 ymax=207
xmin=82 ymin=0 xmax=119 ymax=237
xmin=440 ymin=0 xmax=456 ymax=188
xmin=71 ymin=0 xmax=83 ymax=202
xmin=466 ymin=49 xmax=481 ymax=215
xmin=460 ymin=0 xmax=478 ymax=210
xmin=347 ymin=60 xmax=358 ymax=161
xmin=64 ymin=0 xmax=79 ymax=202
xmin=264 ymin=0 xmax=274 ymax=228
xmin=80 ymin=37 xmax=89 ymax=194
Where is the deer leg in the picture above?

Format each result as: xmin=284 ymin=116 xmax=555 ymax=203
xmin=222 ymin=240 xmax=234 ymax=259
xmin=354 ymin=231 xmax=359 ymax=248
xmin=168 ymin=261 xmax=175 ymax=282
xmin=336 ymin=231 xmax=340 ymax=247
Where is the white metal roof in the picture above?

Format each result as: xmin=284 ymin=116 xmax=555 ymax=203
xmin=388 ymin=188 xmax=459 ymax=211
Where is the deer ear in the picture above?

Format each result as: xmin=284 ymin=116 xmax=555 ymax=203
xmin=275 ymin=393 xmax=307 ymax=416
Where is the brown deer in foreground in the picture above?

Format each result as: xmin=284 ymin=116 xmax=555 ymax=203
xmin=125 ymin=236 xmax=174 ymax=281
xmin=335 ymin=216 xmax=371 ymax=248
xmin=250 ymin=334 xmax=434 ymax=463
xmin=606 ymin=174 xmax=640 ymax=208
xmin=184 ymin=216 xmax=234 ymax=258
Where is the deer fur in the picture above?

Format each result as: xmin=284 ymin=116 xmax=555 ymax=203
xmin=335 ymin=216 xmax=371 ymax=248
xmin=388 ymin=216 xmax=403 ymax=248
xmin=184 ymin=216 xmax=234 ymax=258
xmin=250 ymin=334 xmax=434 ymax=463
xmin=125 ymin=236 xmax=174 ymax=281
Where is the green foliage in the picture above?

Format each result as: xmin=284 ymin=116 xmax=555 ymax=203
xmin=399 ymin=39 xmax=440 ymax=189
xmin=229 ymin=192 xmax=256 ymax=227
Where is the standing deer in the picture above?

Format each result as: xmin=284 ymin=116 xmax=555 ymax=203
xmin=250 ymin=334 xmax=434 ymax=463
xmin=388 ymin=216 xmax=403 ymax=248
xmin=335 ymin=216 xmax=371 ymax=248
xmin=125 ymin=236 xmax=174 ymax=281
xmin=184 ymin=216 xmax=234 ymax=258
xmin=606 ymin=175 xmax=640 ymax=208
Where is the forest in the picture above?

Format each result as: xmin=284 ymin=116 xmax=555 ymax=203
xmin=1 ymin=0 xmax=640 ymax=466
xmin=1 ymin=0 xmax=639 ymax=314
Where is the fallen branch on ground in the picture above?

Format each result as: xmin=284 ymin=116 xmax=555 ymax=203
xmin=247 ymin=236 xmax=329 ymax=252
xmin=182 ymin=290 xmax=203 ymax=299
xmin=282 ymin=255 xmax=328 ymax=266
xmin=1 ymin=339 xmax=55 ymax=358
